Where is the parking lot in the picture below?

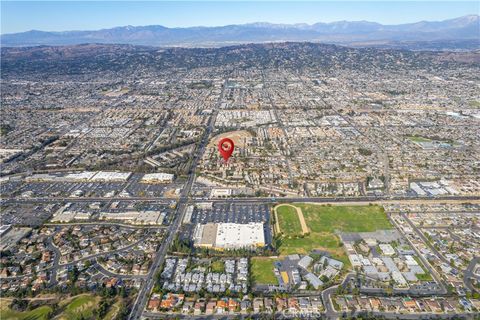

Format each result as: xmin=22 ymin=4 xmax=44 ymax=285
xmin=15 ymin=181 xmax=127 ymax=197
xmin=191 ymin=203 xmax=270 ymax=224
xmin=7 ymin=174 xmax=184 ymax=199
xmin=125 ymin=181 xmax=182 ymax=198
xmin=1 ymin=202 xmax=59 ymax=226
xmin=0 ymin=179 xmax=23 ymax=197
xmin=190 ymin=202 xmax=273 ymax=245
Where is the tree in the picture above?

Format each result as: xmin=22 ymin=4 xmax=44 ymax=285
xmin=119 ymin=286 xmax=128 ymax=298
xmin=97 ymin=297 xmax=110 ymax=318
xmin=10 ymin=298 xmax=28 ymax=312
xmin=68 ymin=266 xmax=79 ymax=284
xmin=336 ymin=285 xmax=344 ymax=295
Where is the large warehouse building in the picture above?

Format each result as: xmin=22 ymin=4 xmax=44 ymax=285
xmin=193 ymin=222 xmax=265 ymax=250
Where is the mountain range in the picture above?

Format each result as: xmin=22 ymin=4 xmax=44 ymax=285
xmin=1 ymin=15 xmax=479 ymax=49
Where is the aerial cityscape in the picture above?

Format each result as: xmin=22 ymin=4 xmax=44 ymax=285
xmin=0 ymin=1 xmax=479 ymax=320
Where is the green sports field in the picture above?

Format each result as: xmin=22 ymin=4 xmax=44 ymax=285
xmin=276 ymin=205 xmax=303 ymax=236
xmin=297 ymin=204 xmax=393 ymax=233
xmin=407 ymin=135 xmax=432 ymax=143
xmin=277 ymin=204 xmax=393 ymax=268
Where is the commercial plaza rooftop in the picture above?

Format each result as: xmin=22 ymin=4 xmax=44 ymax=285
xmin=193 ymin=222 xmax=265 ymax=249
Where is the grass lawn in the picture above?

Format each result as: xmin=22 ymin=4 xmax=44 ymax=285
xmin=416 ymin=272 xmax=433 ymax=281
xmin=103 ymin=300 xmax=122 ymax=320
xmin=413 ymin=256 xmax=433 ymax=281
xmin=279 ymin=233 xmax=349 ymax=265
xmin=59 ymin=294 xmax=100 ymax=320
xmin=296 ymin=204 xmax=393 ymax=233
xmin=276 ymin=204 xmax=393 ymax=269
xmin=251 ymin=257 xmax=278 ymax=285
xmin=276 ymin=205 xmax=303 ymax=236
xmin=468 ymin=100 xmax=480 ymax=108
xmin=0 ymin=305 xmax=53 ymax=320
xmin=211 ymin=260 xmax=225 ymax=273
xmin=407 ymin=136 xmax=432 ymax=143
xmin=0 ymin=295 xmax=120 ymax=320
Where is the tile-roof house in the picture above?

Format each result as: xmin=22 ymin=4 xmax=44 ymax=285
xmin=147 ymin=294 xmax=161 ymax=311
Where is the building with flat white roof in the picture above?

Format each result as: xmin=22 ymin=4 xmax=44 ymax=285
xmin=99 ymin=211 xmax=139 ymax=220
xmin=196 ymin=202 xmax=213 ymax=210
xmin=0 ymin=225 xmax=12 ymax=237
xmin=51 ymin=211 xmax=78 ymax=222
xmin=136 ymin=211 xmax=164 ymax=225
xmin=392 ymin=271 xmax=408 ymax=286
xmin=298 ymin=255 xmax=313 ymax=270
xmin=349 ymin=254 xmax=362 ymax=268
xmin=91 ymin=171 xmax=132 ymax=182
xmin=193 ymin=222 xmax=265 ymax=250
xmin=64 ymin=171 xmax=97 ymax=181
xmin=379 ymin=244 xmax=395 ymax=256
xmin=210 ymin=188 xmax=232 ymax=198
xmin=99 ymin=211 xmax=163 ymax=225
xmin=215 ymin=223 xmax=265 ymax=249
xmin=183 ymin=206 xmax=194 ymax=224
xmin=193 ymin=223 xmax=218 ymax=248
xmin=141 ymin=173 xmax=174 ymax=183
xmin=73 ymin=212 xmax=92 ymax=220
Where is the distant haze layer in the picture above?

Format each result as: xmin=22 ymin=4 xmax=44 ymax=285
xmin=1 ymin=15 xmax=479 ymax=49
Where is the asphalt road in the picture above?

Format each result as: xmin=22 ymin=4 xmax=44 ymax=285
xmin=3 ymin=194 xmax=480 ymax=205
xmin=3 ymin=77 xmax=478 ymax=318
xmin=46 ymin=237 xmax=61 ymax=286
xmin=463 ymin=257 xmax=480 ymax=292
xmin=127 ymin=78 xmax=224 ymax=320
xmin=393 ymin=213 xmax=447 ymax=295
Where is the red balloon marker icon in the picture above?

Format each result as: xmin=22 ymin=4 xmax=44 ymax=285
xmin=218 ymin=138 xmax=234 ymax=162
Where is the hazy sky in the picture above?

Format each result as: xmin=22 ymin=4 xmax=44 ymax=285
xmin=1 ymin=1 xmax=479 ymax=34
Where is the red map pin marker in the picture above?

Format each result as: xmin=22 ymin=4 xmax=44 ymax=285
xmin=218 ymin=138 xmax=234 ymax=162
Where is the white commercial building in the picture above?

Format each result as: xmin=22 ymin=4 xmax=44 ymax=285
xmin=99 ymin=211 xmax=164 ymax=224
xmin=51 ymin=211 xmax=92 ymax=222
xmin=91 ymin=171 xmax=132 ymax=182
xmin=64 ymin=171 xmax=97 ymax=181
xmin=215 ymin=223 xmax=265 ymax=249
xmin=183 ymin=206 xmax=194 ymax=224
xmin=141 ymin=173 xmax=175 ymax=183
xmin=196 ymin=202 xmax=213 ymax=210
xmin=392 ymin=271 xmax=408 ymax=286
xmin=0 ymin=225 xmax=12 ymax=237
xmin=379 ymin=244 xmax=395 ymax=256
xmin=298 ymin=256 xmax=313 ymax=270
xmin=405 ymin=255 xmax=419 ymax=266
xmin=99 ymin=211 xmax=139 ymax=220
xmin=349 ymin=254 xmax=362 ymax=268
xmin=194 ymin=222 xmax=265 ymax=250
xmin=210 ymin=188 xmax=232 ymax=198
